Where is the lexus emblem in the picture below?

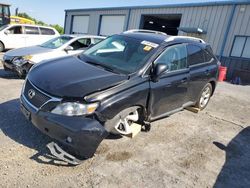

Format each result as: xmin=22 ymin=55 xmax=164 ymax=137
xmin=28 ymin=89 xmax=36 ymax=99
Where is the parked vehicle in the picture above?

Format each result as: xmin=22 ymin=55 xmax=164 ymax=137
xmin=1 ymin=34 xmax=105 ymax=77
xmin=10 ymin=16 xmax=35 ymax=25
xmin=20 ymin=30 xmax=219 ymax=164
xmin=0 ymin=24 xmax=59 ymax=52
xmin=0 ymin=3 xmax=11 ymax=27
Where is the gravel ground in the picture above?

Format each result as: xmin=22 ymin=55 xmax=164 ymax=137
xmin=0 ymin=56 xmax=250 ymax=188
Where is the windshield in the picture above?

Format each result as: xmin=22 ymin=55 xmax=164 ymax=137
xmin=40 ymin=36 xmax=73 ymax=49
xmin=80 ymin=35 xmax=158 ymax=74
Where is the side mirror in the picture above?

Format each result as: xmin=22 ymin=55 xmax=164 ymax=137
xmin=152 ymin=63 xmax=168 ymax=82
xmin=4 ymin=30 xmax=10 ymax=35
xmin=64 ymin=45 xmax=74 ymax=52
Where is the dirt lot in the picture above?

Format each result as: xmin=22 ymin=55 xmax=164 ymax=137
xmin=0 ymin=55 xmax=250 ymax=188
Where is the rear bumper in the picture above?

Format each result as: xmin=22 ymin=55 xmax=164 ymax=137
xmin=20 ymin=95 xmax=108 ymax=158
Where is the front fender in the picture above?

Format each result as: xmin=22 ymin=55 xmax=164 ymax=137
xmin=92 ymin=78 xmax=150 ymax=121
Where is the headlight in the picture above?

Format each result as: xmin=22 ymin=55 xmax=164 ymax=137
xmin=13 ymin=55 xmax=33 ymax=66
xmin=51 ymin=102 xmax=99 ymax=116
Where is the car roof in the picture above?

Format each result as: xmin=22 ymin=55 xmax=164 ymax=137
xmin=120 ymin=32 xmax=168 ymax=44
xmin=8 ymin=23 xmax=56 ymax=30
xmin=120 ymin=30 xmax=208 ymax=48
xmin=60 ymin=34 xmax=106 ymax=39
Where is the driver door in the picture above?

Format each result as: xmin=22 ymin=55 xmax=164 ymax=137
xmin=149 ymin=43 xmax=190 ymax=120
xmin=4 ymin=26 xmax=26 ymax=49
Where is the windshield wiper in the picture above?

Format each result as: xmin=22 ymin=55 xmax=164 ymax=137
xmin=85 ymin=60 xmax=122 ymax=74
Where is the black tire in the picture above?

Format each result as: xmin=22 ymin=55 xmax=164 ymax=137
xmin=0 ymin=41 xmax=5 ymax=52
xmin=195 ymin=83 xmax=212 ymax=110
xmin=104 ymin=106 xmax=140 ymax=135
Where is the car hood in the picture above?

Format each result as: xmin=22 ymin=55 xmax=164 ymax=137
xmin=6 ymin=45 xmax=54 ymax=57
xmin=28 ymin=56 xmax=128 ymax=98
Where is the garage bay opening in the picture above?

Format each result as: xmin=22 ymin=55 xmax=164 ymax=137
xmin=140 ymin=14 xmax=182 ymax=36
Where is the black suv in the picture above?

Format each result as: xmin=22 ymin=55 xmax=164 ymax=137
xmin=20 ymin=30 xmax=219 ymax=162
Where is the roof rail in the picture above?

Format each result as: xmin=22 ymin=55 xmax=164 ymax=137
xmin=123 ymin=29 xmax=167 ymax=36
xmin=165 ymin=36 xmax=205 ymax=43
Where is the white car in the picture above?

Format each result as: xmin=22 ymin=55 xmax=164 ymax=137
xmin=2 ymin=34 xmax=106 ymax=77
xmin=0 ymin=24 xmax=60 ymax=52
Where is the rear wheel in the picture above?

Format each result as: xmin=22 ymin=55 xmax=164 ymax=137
xmin=195 ymin=83 xmax=212 ymax=110
xmin=104 ymin=107 xmax=140 ymax=135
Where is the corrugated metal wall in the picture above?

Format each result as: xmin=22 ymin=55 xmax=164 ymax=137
xmin=64 ymin=4 xmax=250 ymax=57
xmin=223 ymin=4 xmax=250 ymax=56
xmin=65 ymin=9 xmax=129 ymax=34
xmin=127 ymin=5 xmax=232 ymax=56
xmin=221 ymin=56 xmax=250 ymax=83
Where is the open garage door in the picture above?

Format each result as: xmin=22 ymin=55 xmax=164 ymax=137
xmin=72 ymin=15 xmax=89 ymax=34
xmin=140 ymin=14 xmax=182 ymax=35
xmin=100 ymin=15 xmax=125 ymax=36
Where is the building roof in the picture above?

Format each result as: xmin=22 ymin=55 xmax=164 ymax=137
xmin=65 ymin=0 xmax=250 ymax=12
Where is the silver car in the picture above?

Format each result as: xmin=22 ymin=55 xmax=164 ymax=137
xmin=2 ymin=34 xmax=105 ymax=77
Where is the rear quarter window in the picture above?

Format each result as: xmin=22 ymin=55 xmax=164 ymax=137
xmin=187 ymin=44 xmax=204 ymax=66
xmin=93 ymin=38 xmax=103 ymax=44
xmin=203 ymin=49 xmax=214 ymax=62
xmin=40 ymin=27 xmax=55 ymax=35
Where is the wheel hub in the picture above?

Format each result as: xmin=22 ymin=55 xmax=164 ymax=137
xmin=114 ymin=110 xmax=139 ymax=135
xmin=199 ymin=87 xmax=211 ymax=108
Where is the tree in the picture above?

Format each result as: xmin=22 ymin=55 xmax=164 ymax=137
xmin=17 ymin=12 xmax=64 ymax=34
xmin=50 ymin=24 xmax=64 ymax=34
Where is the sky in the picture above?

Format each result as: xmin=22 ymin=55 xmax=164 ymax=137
xmin=3 ymin=0 xmax=238 ymax=27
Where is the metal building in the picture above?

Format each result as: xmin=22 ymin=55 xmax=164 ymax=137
xmin=64 ymin=0 xmax=250 ymax=83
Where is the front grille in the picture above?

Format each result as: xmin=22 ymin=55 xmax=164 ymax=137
xmin=23 ymin=80 xmax=51 ymax=108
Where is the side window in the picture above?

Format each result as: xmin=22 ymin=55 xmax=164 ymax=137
xmin=78 ymin=38 xmax=91 ymax=47
xmin=8 ymin=26 xmax=23 ymax=34
xmin=231 ymin=36 xmax=250 ymax=58
xmin=93 ymin=38 xmax=103 ymax=44
xmin=24 ymin=26 xmax=39 ymax=35
xmin=3 ymin=6 xmax=10 ymax=17
xmin=203 ymin=49 xmax=214 ymax=62
xmin=155 ymin=44 xmax=187 ymax=71
xmin=187 ymin=44 xmax=204 ymax=66
xmin=70 ymin=38 xmax=91 ymax=50
xmin=40 ymin=28 xmax=55 ymax=35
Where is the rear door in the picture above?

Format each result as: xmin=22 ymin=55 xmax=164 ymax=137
xmin=187 ymin=44 xmax=217 ymax=102
xmin=149 ymin=43 xmax=190 ymax=119
xmin=23 ymin=26 xmax=41 ymax=46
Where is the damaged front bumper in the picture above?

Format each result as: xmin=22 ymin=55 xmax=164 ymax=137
xmin=14 ymin=62 xmax=33 ymax=77
xmin=1 ymin=59 xmax=15 ymax=71
xmin=20 ymin=95 xmax=109 ymax=161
